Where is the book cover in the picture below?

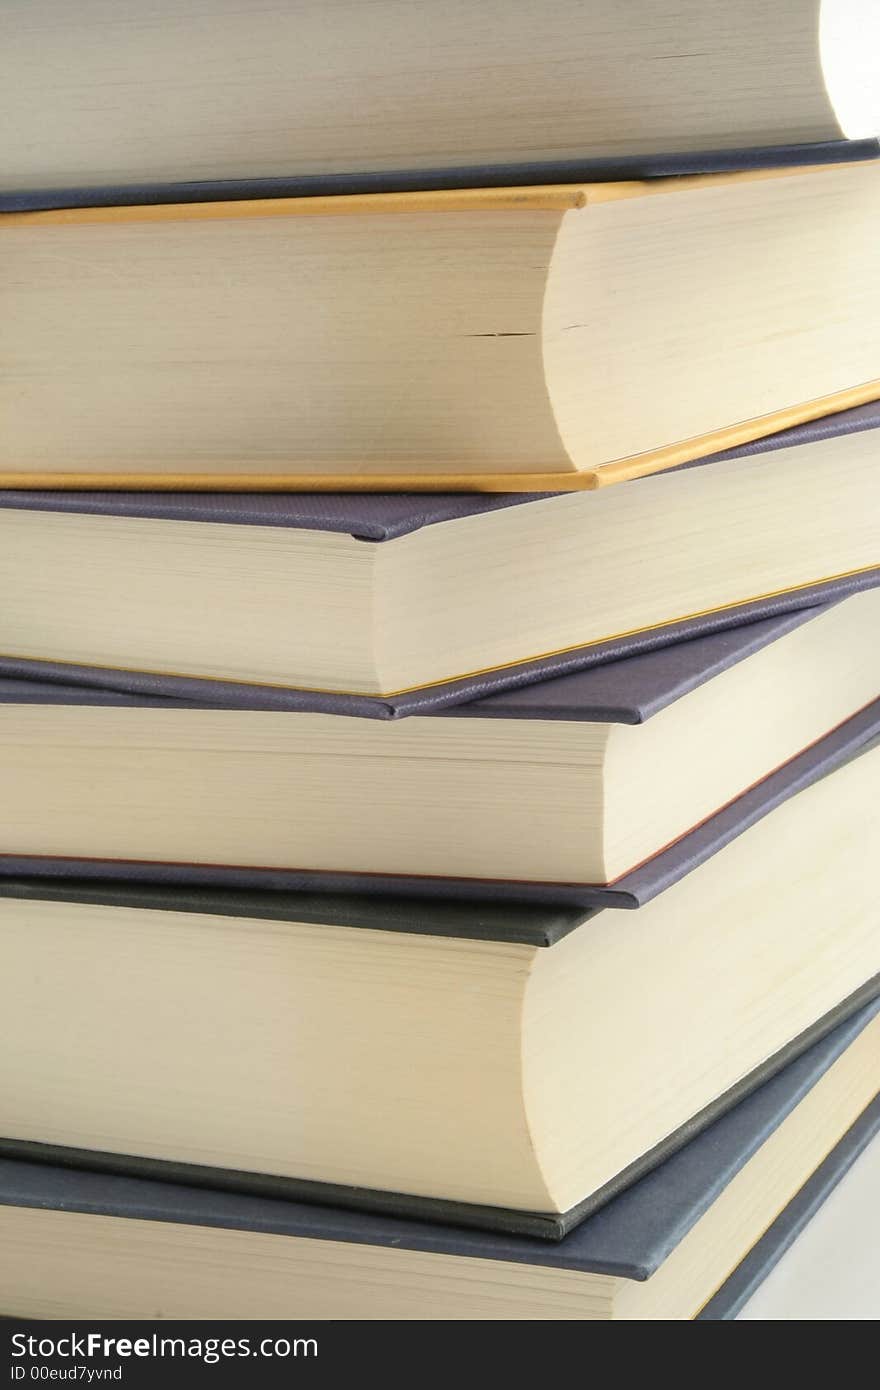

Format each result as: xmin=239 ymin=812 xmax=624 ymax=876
xmin=3 ymin=139 xmax=877 ymax=214
xmin=698 ymin=1094 xmax=880 ymax=1318
xmin=0 ymin=599 xmax=841 ymax=719
xmin=3 ymin=571 xmax=876 ymax=719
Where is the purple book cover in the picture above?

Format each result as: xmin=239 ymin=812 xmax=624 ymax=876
xmin=0 ymin=602 xmax=839 ymax=721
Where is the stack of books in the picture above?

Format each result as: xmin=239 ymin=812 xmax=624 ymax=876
xmin=1 ymin=3 xmax=878 ymax=1321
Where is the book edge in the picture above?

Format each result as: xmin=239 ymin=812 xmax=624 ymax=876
xmin=3 ymin=138 xmax=877 ymax=214
xmin=697 ymin=1093 xmax=880 ymax=1319
xmin=2 ymin=160 xmax=868 ymax=229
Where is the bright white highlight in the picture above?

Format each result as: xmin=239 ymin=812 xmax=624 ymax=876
xmin=820 ymin=0 xmax=880 ymax=138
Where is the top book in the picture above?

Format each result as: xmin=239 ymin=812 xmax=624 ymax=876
xmin=1 ymin=0 xmax=878 ymax=200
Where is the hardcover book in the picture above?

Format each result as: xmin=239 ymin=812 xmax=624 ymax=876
xmin=1 ymin=1001 xmax=877 ymax=1319
xmin=1 ymin=743 xmax=877 ymax=1233
xmin=0 ymin=594 xmax=878 ymax=895
xmin=2 ymin=164 xmax=879 ymax=492
xmin=1 ymin=0 xmax=877 ymax=201
xmin=722 ymin=1111 xmax=880 ymax=1319
xmin=1 ymin=401 xmax=878 ymax=701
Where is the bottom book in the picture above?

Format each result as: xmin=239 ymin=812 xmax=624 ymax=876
xmin=1 ymin=999 xmax=878 ymax=1321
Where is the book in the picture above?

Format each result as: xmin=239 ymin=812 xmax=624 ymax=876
xmin=1 ymin=685 xmax=875 ymax=908
xmin=732 ymin=1118 xmax=880 ymax=1319
xmin=2 ymin=0 xmax=877 ymax=202
xmin=2 ymin=164 xmax=879 ymax=492
xmin=1 ymin=1000 xmax=877 ymax=1319
xmin=1 ymin=699 xmax=876 ymax=909
xmin=1 ymin=404 xmax=878 ymax=702
xmin=0 ymin=595 xmax=877 ymax=891
xmin=1 ymin=741 xmax=877 ymax=1234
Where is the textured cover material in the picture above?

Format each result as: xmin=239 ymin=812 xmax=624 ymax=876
xmin=2 ymin=572 xmax=876 ymax=718
xmin=0 ymin=601 xmax=836 ymax=723
xmin=0 ymin=878 xmax=592 ymax=949
xmin=3 ymin=140 xmax=877 ymax=213
xmin=1 ymin=998 xmax=877 ymax=1262
xmin=2 ymin=700 xmax=875 ymax=909
xmin=699 ymin=1094 xmax=880 ymax=1320
xmin=703 ymin=1095 xmax=878 ymax=1312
